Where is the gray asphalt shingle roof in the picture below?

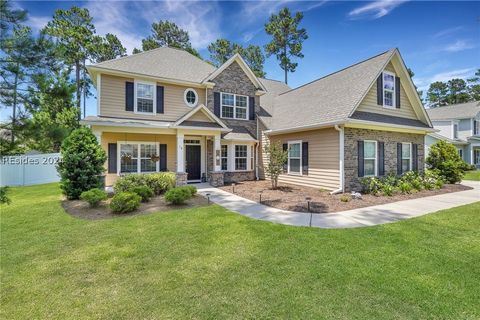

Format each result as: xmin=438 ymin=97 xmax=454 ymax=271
xmin=269 ymin=49 xmax=396 ymax=131
xmin=426 ymin=101 xmax=480 ymax=120
xmin=258 ymin=78 xmax=291 ymax=127
xmin=91 ymin=47 xmax=216 ymax=83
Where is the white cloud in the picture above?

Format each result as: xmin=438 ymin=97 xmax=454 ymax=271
xmin=26 ymin=15 xmax=50 ymax=33
xmin=348 ymin=0 xmax=408 ymax=20
xmin=443 ymin=40 xmax=475 ymax=52
xmin=433 ymin=26 xmax=464 ymax=38
xmin=415 ymin=68 xmax=476 ymax=91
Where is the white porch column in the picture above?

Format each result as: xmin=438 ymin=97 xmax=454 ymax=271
xmin=214 ymin=133 xmax=221 ymax=171
xmin=177 ymin=132 xmax=185 ymax=172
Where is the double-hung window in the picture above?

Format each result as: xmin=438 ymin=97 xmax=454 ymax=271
xmin=235 ymin=145 xmax=247 ymax=170
xmin=383 ymin=71 xmax=395 ymax=108
xmin=288 ymin=141 xmax=302 ymax=175
xmin=364 ymin=140 xmax=377 ymax=176
xmin=136 ymin=82 xmax=155 ymax=113
xmin=221 ymin=145 xmax=228 ymax=171
xmin=401 ymin=142 xmax=412 ymax=173
xmin=120 ymin=143 xmax=158 ymax=173
xmin=473 ymin=120 xmax=479 ymax=136
xmin=221 ymin=93 xmax=248 ymax=120
xmin=453 ymin=123 xmax=459 ymax=139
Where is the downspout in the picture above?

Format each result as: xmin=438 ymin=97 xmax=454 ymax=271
xmin=330 ymin=125 xmax=344 ymax=194
xmin=255 ymin=114 xmax=259 ymax=180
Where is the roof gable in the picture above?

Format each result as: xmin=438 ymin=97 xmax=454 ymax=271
xmin=173 ymin=104 xmax=229 ymax=129
xmin=203 ymin=54 xmax=267 ymax=91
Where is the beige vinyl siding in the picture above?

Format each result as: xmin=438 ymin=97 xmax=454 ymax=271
xmin=100 ymin=74 xmax=206 ymax=122
xmin=101 ymin=132 xmax=177 ymax=186
xmin=188 ymin=110 xmax=212 ymax=122
xmin=263 ymin=127 xmax=340 ymax=190
xmin=356 ymin=62 xmax=418 ymax=119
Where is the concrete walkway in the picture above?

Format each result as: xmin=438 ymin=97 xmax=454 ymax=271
xmin=197 ymin=181 xmax=480 ymax=229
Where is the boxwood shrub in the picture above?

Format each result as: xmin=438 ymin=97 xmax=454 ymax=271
xmin=164 ymin=186 xmax=193 ymax=205
xmin=114 ymin=172 xmax=176 ymax=195
xmin=110 ymin=192 xmax=141 ymax=213
xmin=131 ymin=186 xmax=154 ymax=202
xmin=80 ymin=188 xmax=108 ymax=207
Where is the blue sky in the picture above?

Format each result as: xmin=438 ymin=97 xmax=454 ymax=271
xmin=10 ymin=0 xmax=480 ymax=118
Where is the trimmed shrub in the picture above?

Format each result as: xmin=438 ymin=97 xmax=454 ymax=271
xmin=0 ymin=186 xmax=11 ymax=205
xmin=360 ymin=177 xmax=381 ymax=195
xmin=110 ymin=192 xmax=141 ymax=213
xmin=80 ymin=188 xmax=107 ymax=207
xmin=113 ymin=172 xmax=176 ymax=195
xmin=340 ymin=195 xmax=350 ymax=202
xmin=57 ymin=127 xmax=106 ymax=200
xmin=131 ymin=186 xmax=154 ymax=202
xmin=183 ymin=185 xmax=197 ymax=197
xmin=164 ymin=186 xmax=192 ymax=205
xmin=426 ymin=140 xmax=469 ymax=183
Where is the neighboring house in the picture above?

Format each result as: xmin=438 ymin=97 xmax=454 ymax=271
xmin=82 ymin=47 xmax=435 ymax=192
xmin=425 ymin=101 xmax=480 ymax=167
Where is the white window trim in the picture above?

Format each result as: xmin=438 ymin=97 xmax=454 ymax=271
xmin=234 ymin=144 xmax=249 ymax=171
xmin=382 ymin=71 xmax=396 ymax=109
xmin=287 ymin=140 xmax=302 ymax=176
xmin=363 ymin=140 xmax=377 ymax=177
xmin=220 ymin=144 xmax=228 ymax=171
xmin=453 ymin=122 xmax=459 ymax=139
xmin=401 ymin=142 xmax=412 ymax=173
xmin=184 ymin=88 xmax=198 ymax=108
xmin=220 ymin=92 xmax=249 ymax=120
xmin=117 ymin=141 xmax=159 ymax=175
xmin=134 ymin=80 xmax=157 ymax=115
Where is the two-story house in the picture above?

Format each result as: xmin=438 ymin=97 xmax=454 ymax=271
xmin=426 ymin=101 xmax=480 ymax=167
xmin=82 ymin=47 xmax=435 ymax=192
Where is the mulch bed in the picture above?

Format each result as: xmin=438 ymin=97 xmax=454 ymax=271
xmin=218 ymin=180 xmax=473 ymax=213
xmin=62 ymin=195 xmax=209 ymax=220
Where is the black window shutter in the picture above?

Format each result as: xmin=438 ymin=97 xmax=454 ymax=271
xmin=412 ymin=144 xmax=418 ymax=171
xmin=214 ymin=92 xmax=220 ymax=117
xmin=358 ymin=141 xmax=364 ymax=177
xmin=397 ymin=143 xmax=403 ymax=175
xmin=395 ymin=76 xmax=401 ymax=108
xmin=302 ymin=142 xmax=309 ymax=175
xmin=159 ymin=144 xmax=167 ymax=171
xmin=108 ymin=143 xmax=117 ymax=173
xmin=249 ymin=96 xmax=255 ymax=120
xmin=378 ymin=142 xmax=385 ymax=176
xmin=282 ymin=143 xmax=288 ymax=173
xmin=157 ymin=86 xmax=164 ymax=114
xmin=125 ymin=82 xmax=134 ymax=111
xmin=376 ymin=74 xmax=383 ymax=105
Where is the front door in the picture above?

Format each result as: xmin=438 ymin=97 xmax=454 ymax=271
xmin=185 ymin=145 xmax=201 ymax=181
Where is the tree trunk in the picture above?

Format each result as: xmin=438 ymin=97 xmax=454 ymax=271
xmin=75 ymin=60 xmax=81 ymax=121
xmin=11 ymin=63 xmax=19 ymax=145
xmin=284 ymin=44 xmax=288 ymax=85
xmin=82 ymin=58 xmax=86 ymax=119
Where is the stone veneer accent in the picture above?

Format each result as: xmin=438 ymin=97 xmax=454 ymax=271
xmin=206 ymin=61 xmax=260 ymax=138
xmin=224 ymin=171 xmax=255 ymax=183
xmin=208 ymin=171 xmax=225 ymax=187
xmin=175 ymin=172 xmax=188 ymax=186
xmin=344 ymin=127 xmax=425 ymax=192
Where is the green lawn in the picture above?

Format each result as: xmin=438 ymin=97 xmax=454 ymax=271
xmin=464 ymin=169 xmax=480 ymax=181
xmin=1 ymin=184 xmax=479 ymax=319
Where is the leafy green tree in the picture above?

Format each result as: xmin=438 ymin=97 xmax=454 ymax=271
xmin=264 ymin=7 xmax=308 ymax=84
xmin=93 ymin=33 xmax=127 ymax=63
xmin=135 ymin=20 xmax=200 ymax=57
xmin=0 ymin=0 xmax=26 ymax=35
xmin=446 ymin=78 xmax=470 ymax=104
xmin=43 ymin=6 xmax=97 ymax=119
xmin=467 ymin=69 xmax=480 ymax=101
xmin=207 ymin=39 xmax=266 ymax=77
xmin=25 ymin=71 xmax=79 ymax=152
xmin=58 ymin=127 xmax=106 ymax=200
xmin=426 ymin=140 xmax=469 ymax=183
xmin=427 ymin=81 xmax=448 ymax=107
xmin=407 ymin=68 xmax=424 ymax=104
xmin=264 ymin=141 xmax=288 ymax=189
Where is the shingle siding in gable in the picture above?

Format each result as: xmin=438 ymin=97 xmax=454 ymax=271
xmin=206 ymin=61 xmax=259 ymax=138
xmin=356 ymin=62 xmax=419 ymax=121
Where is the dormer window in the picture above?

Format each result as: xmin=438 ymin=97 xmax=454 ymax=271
xmin=383 ymin=71 xmax=396 ymax=108
xmin=135 ymin=81 xmax=156 ymax=114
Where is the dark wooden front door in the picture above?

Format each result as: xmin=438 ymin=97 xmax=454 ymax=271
xmin=185 ymin=145 xmax=201 ymax=180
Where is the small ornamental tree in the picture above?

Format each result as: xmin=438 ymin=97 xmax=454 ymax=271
xmin=426 ymin=140 xmax=469 ymax=183
xmin=264 ymin=141 xmax=288 ymax=189
xmin=58 ymin=127 xmax=106 ymax=199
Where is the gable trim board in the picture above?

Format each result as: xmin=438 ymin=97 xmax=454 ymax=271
xmin=173 ymin=104 xmax=230 ymax=130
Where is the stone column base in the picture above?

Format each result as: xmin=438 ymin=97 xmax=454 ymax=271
xmin=176 ymin=172 xmax=188 ymax=186
xmin=208 ymin=171 xmax=225 ymax=187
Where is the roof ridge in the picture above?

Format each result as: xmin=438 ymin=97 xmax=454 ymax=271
xmin=93 ymin=46 xmax=166 ymax=66
xmin=278 ymin=48 xmax=396 ymax=97
xmin=428 ymin=100 xmax=480 ymax=110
